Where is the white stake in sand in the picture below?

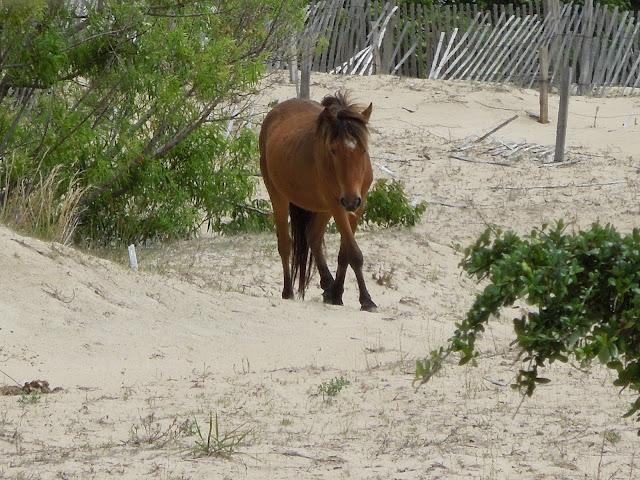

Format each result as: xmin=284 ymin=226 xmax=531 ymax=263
xmin=128 ymin=244 xmax=138 ymax=270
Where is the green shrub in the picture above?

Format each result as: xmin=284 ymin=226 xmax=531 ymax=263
xmin=0 ymin=0 xmax=301 ymax=245
xmin=213 ymin=199 xmax=274 ymax=235
xmin=363 ymin=179 xmax=426 ymax=227
xmin=415 ymin=221 xmax=640 ymax=433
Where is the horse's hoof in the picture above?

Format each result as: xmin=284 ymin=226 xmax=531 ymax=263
xmin=361 ymin=301 xmax=377 ymax=312
xmin=323 ymin=290 xmax=343 ymax=306
xmin=323 ymin=297 xmax=344 ymax=306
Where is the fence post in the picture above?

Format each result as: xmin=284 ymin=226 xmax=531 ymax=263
xmin=578 ymin=0 xmax=594 ymax=95
xmin=554 ymin=65 xmax=571 ymax=162
xmin=539 ymin=45 xmax=549 ymax=124
xmin=372 ymin=29 xmax=382 ymax=74
xmin=300 ymin=59 xmax=311 ymax=99
xmin=298 ymin=26 xmax=313 ymax=99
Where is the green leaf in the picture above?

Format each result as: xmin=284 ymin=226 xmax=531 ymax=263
xmin=534 ymin=377 xmax=551 ymax=384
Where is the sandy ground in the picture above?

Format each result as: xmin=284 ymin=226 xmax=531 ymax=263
xmin=2 ymin=73 xmax=640 ymax=479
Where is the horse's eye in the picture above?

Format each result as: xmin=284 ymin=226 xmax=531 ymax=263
xmin=330 ymin=148 xmax=337 ymax=156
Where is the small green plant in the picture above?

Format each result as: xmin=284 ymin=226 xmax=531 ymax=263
xmin=280 ymin=417 xmax=294 ymax=426
xmin=415 ymin=221 xmax=640 ymax=434
xmin=318 ymin=376 xmax=351 ymax=400
xmin=181 ymin=419 xmax=198 ymax=436
xmin=363 ymin=179 xmax=426 ymax=227
xmin=193 ymin=412 xmax=251 ymax=457
xmin=18 ymin=392 xmax=40 ymax=405
xmin=604 ymin=429 xmax=622 ymax=445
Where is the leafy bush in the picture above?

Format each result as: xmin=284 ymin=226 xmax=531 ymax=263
xmin=213 ymin=199 xmax=274 ymax=235
xmin=415 ymin=221 xmax=640 ymax=432
xmin=0 ymin=0 xmax=302 ymax=245
xmin=363 ymin=179 xmax=426 ymax=227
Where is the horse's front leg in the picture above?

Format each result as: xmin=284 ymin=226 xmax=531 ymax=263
xmin=306 ymin=212 xmax=335 ymax=299
xmin=329 ymin=209 xmax=377 ymax=312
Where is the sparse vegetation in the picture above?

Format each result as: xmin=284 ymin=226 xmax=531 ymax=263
xmin=0 ymin=163 xmax=87 ymax=245
xmin=17 ymin=392 xmax=40 ymax=405
xmin=373 ymin=265 xmax=397 ymax=288
xmin=192 ymin=412 xmax=252 ymax=457
xmin=318 ymin=376 xmax=351 ymax=401
xmin=605 ymin=429 xmax=622 ymax=445
xmin=128 ymin=413 xmax=181 ymax=447
xmin=280 ymin=417 xmax=294 ymax=426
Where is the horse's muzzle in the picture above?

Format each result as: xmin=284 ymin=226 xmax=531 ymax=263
xmin=340 ymin=195 xmax=362 ymax=212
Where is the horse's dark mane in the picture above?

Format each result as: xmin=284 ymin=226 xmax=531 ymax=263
xmin=317 ymin=91 xmax=369 ymax=148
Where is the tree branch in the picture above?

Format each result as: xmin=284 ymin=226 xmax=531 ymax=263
xmin=152 ymin=100 xmax=219 ymax=158
xmin=61 ymin=26 xmax=136 ymax=53
xmin=0 ymin=87 xmax=34 ymax=155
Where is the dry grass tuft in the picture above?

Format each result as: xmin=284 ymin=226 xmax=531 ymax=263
xmin=1 ymin=161 xmax=87 ymax=245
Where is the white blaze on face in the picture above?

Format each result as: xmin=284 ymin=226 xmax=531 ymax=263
xmin=345 ymin=137 xmax=357 ymax=151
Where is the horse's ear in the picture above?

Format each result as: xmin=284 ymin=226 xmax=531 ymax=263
xmin=320 ymin=107 xmax=337 ymax=125
xmin=362 ymin=103 xmax=373 ymax=122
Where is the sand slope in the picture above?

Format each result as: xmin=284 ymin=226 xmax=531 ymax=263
xmin=1 ymin=73 xmax=639 ymax=479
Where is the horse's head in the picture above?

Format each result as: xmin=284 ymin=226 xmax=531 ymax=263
xmin=318 ymin=94 xmax=373 ymax=213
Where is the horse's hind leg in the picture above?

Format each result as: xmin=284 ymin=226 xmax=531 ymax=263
xmin=271 ymin=197 xmax=294 ymax=299
xmin=305 ymin=212 xmax=335 ymax=299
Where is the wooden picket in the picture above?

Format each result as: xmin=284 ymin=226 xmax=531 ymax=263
xmin=300 ymin=0 xmax=640 ymax=96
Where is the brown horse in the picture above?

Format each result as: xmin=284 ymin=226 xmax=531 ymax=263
xmin=259 ymin=92 xmax=377 ymax=311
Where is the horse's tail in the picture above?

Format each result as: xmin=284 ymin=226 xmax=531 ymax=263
xmin=289 ymin=203 xmax=315 ymax=298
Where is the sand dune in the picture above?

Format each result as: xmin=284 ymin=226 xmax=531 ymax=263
xmin=1 ymin=73 xmax=639 ymax=478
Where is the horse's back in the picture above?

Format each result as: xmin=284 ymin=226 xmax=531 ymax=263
xmin=260 ymin=98 xmax=321 ymax=145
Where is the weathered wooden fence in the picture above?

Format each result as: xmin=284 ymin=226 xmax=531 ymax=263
xmin=299 ymin=0 xmax=640 ymax=96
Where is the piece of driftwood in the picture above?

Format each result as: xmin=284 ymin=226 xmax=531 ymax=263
xmin=489 ymin=180 xmax=625 ymax=190
xmin=426 ymin=200 xmax=468 ymax=208
xmin=371 ymin=155 xmax=412 ymax=163
xmin=540 ymin=158 xmax=584 ymax=167
xmin=450 ymin=153 xmax=516 ymax=167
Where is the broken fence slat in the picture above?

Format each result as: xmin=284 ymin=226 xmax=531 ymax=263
xmin=373 ymin=162 xmax=398 ymax=178
xmin=476 ymin=114 xmax=519 ymax=143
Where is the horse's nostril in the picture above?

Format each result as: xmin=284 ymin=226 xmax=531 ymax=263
xmin=340 ymin=196 xmax=361 ymax=212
